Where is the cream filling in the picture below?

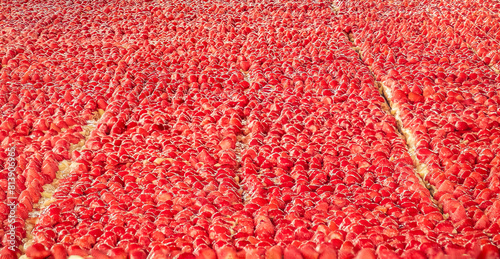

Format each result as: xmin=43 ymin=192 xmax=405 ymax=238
xmin=21 ymin=109 xmax=104 ymax=257
xmin=377 ymin=82 xmax=434 ymax=193
xmin=330 ymin=0 xmax=340 ymax=13
xmin=237 ymin=123 xmax=249 ymax=204
xmin=241 ymin=69 xmax=253 ymax=95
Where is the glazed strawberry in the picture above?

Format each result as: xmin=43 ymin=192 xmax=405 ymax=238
xmin=91 ymin=249 xmax=111 ymax=259
xmin=486 ymin=200 xmax=500 ymax=222
xmin=340 ymin=0 xmax=500 ymax=252
xmin=197 ymin=150 xmax=217 ymax=167
xmin=50 ymin=244 xmax=67 ymax=259
xmin=354 ymin=248 xmax=376 ymax=259
xmin=479 ymin=244 xmax=500 ymax=259
xmin=317 ymin=244 xmax=337 ymax=259
xmin=67 ymin=245 xmax=88 ymax=257
xmin=25 ymin=244 xmax=51 ymax=259
xmin=299 ymin=244 xmax=320 ymax=259
xmin=265 ymin=245 xmax=283 ymax=259
xmin=284 ymin=245 xmax=304 ymax=259
xmin=215 ymin=246 xmax=238 ymax=259
xmin=255 ymin=215 xmax=275 ymax=239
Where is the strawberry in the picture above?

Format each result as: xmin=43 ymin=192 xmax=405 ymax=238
xmin=376 ymin=246 xmax=400 ymax=259
xmin=479 ymin=244 xmax=500 ymax=259
xmin=284 ymin=245 xmax=304 ymax=259
xmin=216 ymin=246 xmax=238 ymax=259
xmin=195 ymin=248 xmax=216 ymax=259
xmin=91 ymin=249 xmax=111 ymax=259
xmin=255 ymin=215 xmax=275 ymax=238
xmin=355 ymin=249 xmax=376 ymax=259
xmin=240 ymin=61 xmax=251 ymax=71
xmin=266 ymin=246 xmax=284 ymax=259
xmin=486 ymin=200 xmax=500 ymax=222
xmin=51 ymin=244 xmax=67 ymax=259
xmin=408 ymin=92 xmax=425 ymax=103
xmin=300 ymin=244 xmax=320 ymax=259
xmin=197 ymin=149 xmax=217 ymax=166
xmin=26 ymin=244 xmax=51 ymax=259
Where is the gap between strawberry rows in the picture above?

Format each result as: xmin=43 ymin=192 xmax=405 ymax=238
xmin=343 ymin=33 xmax=446 ymax=216
xmin=235 ymin=70 xmax=250 ymax=205
xmin=20 ymin=110 xmax=105 ymax=256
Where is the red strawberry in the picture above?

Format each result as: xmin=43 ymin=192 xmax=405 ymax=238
xmin=317 ymin=244 xmax=337 ymax=259
xmin=108 ymin=248 xmax=127 ymax=259
xmin=487 ymin=223 xmax=500 ymax=234
xmin=255 ymin=215 xmax=275 ymax=238
xmin=277 ymin=156 xmax=294 ymax=169
xmin=197 ymin=149 xmax=217 ymax=166
xmin=401 ymin=250 xmax=426 ymax=259
xmin=220 ymin=137 xmax=235 ymax=150
xmin=436 ymin=180 xmax=454 ymax=196
xmin=68 ymin=245 xmax=88 ymax=257
xmin=216 ymin=246 xmax=237 ymax=259
xmin=444 ymin=199 xmax=467 ymax=223
xmin=422 ymin=85 xmax=435 ymax=97
xmin=376 ymin=246 xmax=399 ymax=259
xmin=130 ymin=250 xmax=148 ymax=259
xmin=354 ymin=249 xmax=376 ymax=259
xmin=177 ymin=253 xmax=196 ymax=259
xmin=300 ymin=244 xmax=319 ymax=259
xmin=244 ymin=248 xmax=264 ymax=259
xmin=408 ymin=92 xmax=425 ymax=103
xmin=0 ymin=247 xmax=17 ymax=259
xmin=474 ymin=215 xmax=489 ymax=230
xmin=240 ymin=61 xmax=251 ymax=71
xmin=51 ymin=244 xmax=67 ymax=259
xmin=284 ymin=245 xmax=304 ymax=259
xmin=265 ymin=246 xmax=283 ymax=259
xmin=26 ymin=244 xmax=51 ymax=259
xmin=339 ymin=242 xmax=355 ymax=259
xmin=91 ymin=249 xmax=110 ymax=259
xmin=195 ymin=248 xmax=216 ymax=259
xmin=479 ymin=244 xmax=499 ymax=259
xmin=41 ymin=157 xmax=58 ymax=180
xmin=486 ymin=200 xmax=500 ymax=222
xmin=434 ymin=221 xmax=455 ymax=233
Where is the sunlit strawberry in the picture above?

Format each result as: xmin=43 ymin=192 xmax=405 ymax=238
xmin=25 ymin=244 xmax=51 ymax=259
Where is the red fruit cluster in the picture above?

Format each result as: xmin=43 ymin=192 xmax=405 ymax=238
xmin=339 ymin=0 xmax=500 ymax=251
xmin=440 ymin=0 xmax=500 ymax=71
